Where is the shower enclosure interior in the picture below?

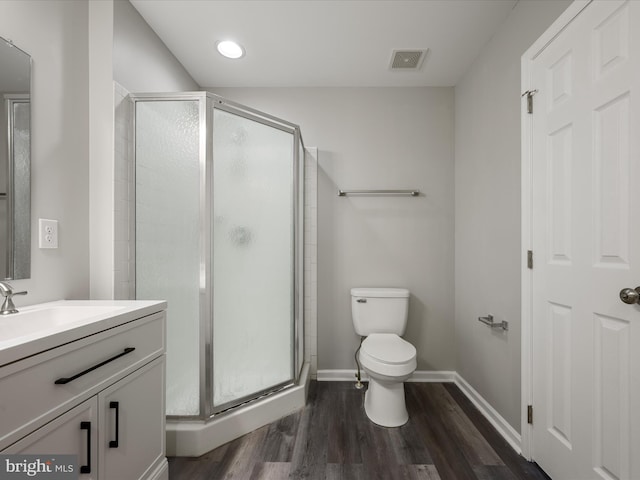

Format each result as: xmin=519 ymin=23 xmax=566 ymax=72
xmin=132 ymin=92 xmax=305 ymax=420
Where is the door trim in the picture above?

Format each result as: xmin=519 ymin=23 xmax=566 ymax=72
xmin=520 ymin=0 xmax=592 ymax=461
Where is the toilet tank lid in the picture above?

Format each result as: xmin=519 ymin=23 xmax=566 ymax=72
xmin=351 ymin=288 xmax=410 ymax=298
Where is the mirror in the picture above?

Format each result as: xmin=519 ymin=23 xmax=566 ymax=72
xmin=0 ymin=36 xmax=30 ymax=280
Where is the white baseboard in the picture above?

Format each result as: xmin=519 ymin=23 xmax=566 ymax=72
xmin=409 ymin=370 xmax=456 ymax=383
xmin=146 ymin=459 xmax=168 ymax=480
xmin=454 ymin=373 xmax=522 ymax=454
xmin=316 ymin=369 xmax=521 ymax=454
xmin=316 ymin=369 xmax=356 ymax=382
xmin=316 ymin=369 xmax=455 ymax=383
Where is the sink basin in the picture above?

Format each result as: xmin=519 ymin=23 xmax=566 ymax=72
xmin=0 ymin=299 xmax=166 ymax=367
xmin=0 ymin=305 xmax=127 ymax=343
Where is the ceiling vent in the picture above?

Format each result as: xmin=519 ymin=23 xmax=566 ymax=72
xmin=389 ymin=49 xmax=428 ymax=70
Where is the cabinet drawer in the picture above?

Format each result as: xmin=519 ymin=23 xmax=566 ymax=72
xmin=0 ymin=312 xmax=165 ymax=450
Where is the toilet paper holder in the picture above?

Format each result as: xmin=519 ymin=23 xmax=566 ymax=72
xmin=478 ymin=314 xmax=509 ymax=331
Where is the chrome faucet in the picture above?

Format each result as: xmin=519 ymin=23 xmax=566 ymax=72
xmin=0 ymin=281 xmax=27 ymax=315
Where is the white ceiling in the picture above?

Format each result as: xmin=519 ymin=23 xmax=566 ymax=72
xmin=130 ymin=0 xmax=518 ymax=88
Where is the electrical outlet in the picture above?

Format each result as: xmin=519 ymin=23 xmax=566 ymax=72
xmin=39 ymin=218 xmax=59 ymax=249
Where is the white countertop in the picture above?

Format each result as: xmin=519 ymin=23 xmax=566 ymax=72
xmin=0 ymin=300 xmax=167 ymax=367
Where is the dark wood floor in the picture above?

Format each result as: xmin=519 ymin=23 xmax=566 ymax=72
xmin=168 ymin=381 xmax=551 ymax=480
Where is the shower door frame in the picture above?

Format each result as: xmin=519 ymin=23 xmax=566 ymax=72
xmin=130 ymin=92 xmax=305 ymax=420
xmin=209 ymin=95 xmax=303 ymax=415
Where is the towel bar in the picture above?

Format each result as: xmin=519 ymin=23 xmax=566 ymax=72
xmin=338 ymin=189 xmax=420 ymax=197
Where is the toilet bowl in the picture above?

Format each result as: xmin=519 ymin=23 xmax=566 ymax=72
xmin=359 ymin=333 xmax=417 ymax=427
xmin=350 ymin=287 xmax=417 ymax=427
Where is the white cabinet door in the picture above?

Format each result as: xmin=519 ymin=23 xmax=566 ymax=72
xmin=3 ymin=397 xmax=99 ymax=480
xmin=99 ymin=357 xmax=165 ymax=480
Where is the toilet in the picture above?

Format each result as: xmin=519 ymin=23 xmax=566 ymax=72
xmin=351 ymin=287 xmax=417 ymax=427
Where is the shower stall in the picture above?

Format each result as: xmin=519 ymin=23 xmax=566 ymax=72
xmin=130 ymin=92 xmax=307 ymax=455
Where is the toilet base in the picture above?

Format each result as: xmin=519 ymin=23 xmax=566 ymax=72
xmin=363 ymin=377 xmax=409 ymax=427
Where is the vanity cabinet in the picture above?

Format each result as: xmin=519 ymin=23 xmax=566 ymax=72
xmin=4 ymin=398 xmax=100 ymax=478
xmin=4 ymin=398 xmax=99 ymax=478
xmin=98 ymin=358 xmax=165 ymax=480
xmin=0 ymin=305 xmax=167 ymax=480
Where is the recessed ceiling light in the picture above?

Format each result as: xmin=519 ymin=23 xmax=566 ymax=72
xmin=216 ymin=40 xmax=245 ymax=59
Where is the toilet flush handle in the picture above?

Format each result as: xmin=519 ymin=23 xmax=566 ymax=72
xmin=356 ymin=298 xmax=367 ymax=303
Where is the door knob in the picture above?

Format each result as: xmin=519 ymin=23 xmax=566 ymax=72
xmin=619 ymin=287 xmax=640 ymax=305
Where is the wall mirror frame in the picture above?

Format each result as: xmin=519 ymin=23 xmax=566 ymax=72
xmin=0 ymin=35 xmax=31 ymax=280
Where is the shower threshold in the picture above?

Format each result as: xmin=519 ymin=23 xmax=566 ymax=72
xmin=166 ymin=362 xmax=311 ymax=457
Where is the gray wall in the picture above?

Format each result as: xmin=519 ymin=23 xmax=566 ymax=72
xmin=454 ymin=0 xmax=571 ymax=432
xmin=89 ymin=0 xmax=199 ymax=299
xmin=0 ymin=0 xmax=195 ymax=304
xmin=211 ymin=87 xmax=456 ymax=372
xmin=114 ymin=0 xmax=198 ymax=92
xmin=1 ymin=0 xmax=572 ymax=435
xmin=0 ymin=0 xmax=90 ymax=304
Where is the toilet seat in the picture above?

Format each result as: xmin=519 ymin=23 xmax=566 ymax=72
xmin=362 ymin=333 xmax=416 ymax=364
xmin=360 ymin=333 xmax=416 ymax=377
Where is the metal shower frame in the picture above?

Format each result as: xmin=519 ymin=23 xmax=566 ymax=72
xmin=129 ymin=91 xmax=305 ymax=420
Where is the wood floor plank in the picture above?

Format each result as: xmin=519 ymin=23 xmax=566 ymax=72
xmin=428 ymin=383 xmax=504 ymax=466
xmin=359 ymin=419 xmax=399 ymax=480
xmin=288 ymin=381 xmax=328 ymax=479
xmin=169 ymin=381 xmax=552 ymax=480
xmin=327 ymin=387 xmax=363 ymax=464
xmin=326 ymin=463 xmax=367 ymax=480
xmin=260 ymin=408 xmax=301 ymax=462
xmin=389 ymin=420 xmax=434 ymax=465
xmin=473 ymin=465 xmax=519 ymax=480
xmin=194 ymin=434 xmax=245 ymax=479
xmin=399 ymin=464 xmax=442 ymax=480
xmin=198 ymin=442 xmax=230 ymax=463
xmin=168 ymin=457 xmax=205 ymax=480
xmin=249 ymin=462 xmax=291 ymax=480
xmin=442 ymin=383 xmax=552 ymax=480
xmin=214 ymin=425 xmax=268 ymax=479
xmin=407 ymin=383 xmax=478 ymax=480
xmin=168 ymin=441 xmax=232 ymax=479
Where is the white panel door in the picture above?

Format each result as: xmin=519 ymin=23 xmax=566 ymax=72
xmin=531 ymin=1 xmax=640 ymax=479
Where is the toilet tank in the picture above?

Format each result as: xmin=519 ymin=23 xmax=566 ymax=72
xmin=351 ymin=288 xmax=410 ymax=336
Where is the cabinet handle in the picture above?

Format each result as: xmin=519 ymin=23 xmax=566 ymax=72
xmin=54 ymin=348 xmax=135 ymax=385
xmin=109 ymin=401 xmax=120 ymax=448
xmin=80 ymin=421 xmax=91 ymax=474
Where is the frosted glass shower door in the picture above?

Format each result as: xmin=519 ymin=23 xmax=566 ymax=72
xmin=135 ymin=100 xmax=201 ymax=416
xmin=212 ymin=107 xmax=294 ymax=410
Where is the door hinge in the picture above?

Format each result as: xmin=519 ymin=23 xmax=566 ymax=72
xmin=522 ymin=89 xmax=538 ymax=114
xmin=527 ymin=405 xmax=533 ymax=424
xmin=527 ymin=250 xmax=533 ymax=269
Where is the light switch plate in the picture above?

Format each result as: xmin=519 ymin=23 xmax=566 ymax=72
xmin=39 ymin=218 xmax=58 ymax=249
